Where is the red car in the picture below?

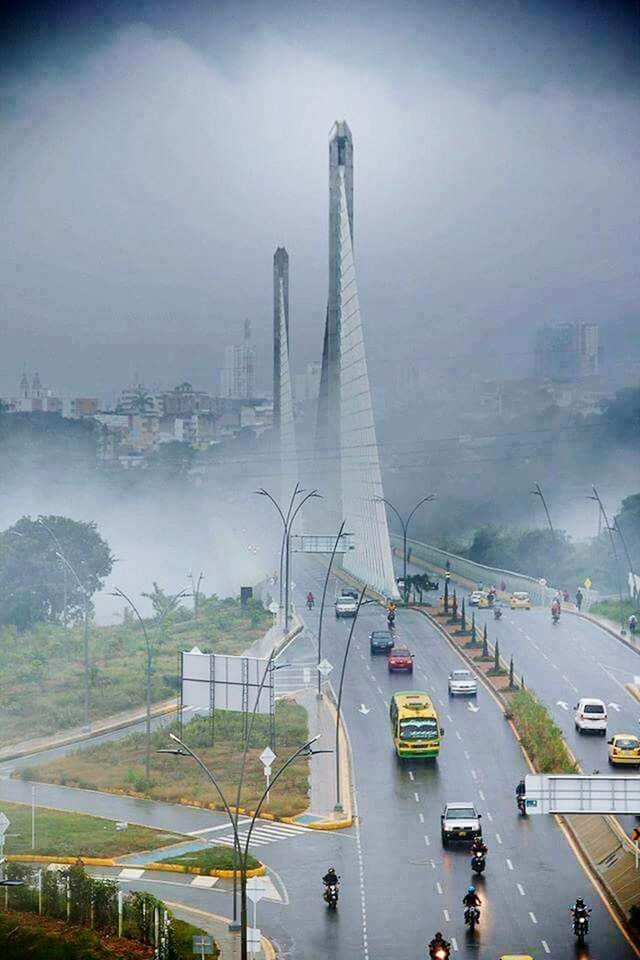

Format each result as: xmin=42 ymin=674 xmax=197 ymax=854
xmin=387 ymin=646 xmax=414 ymax=673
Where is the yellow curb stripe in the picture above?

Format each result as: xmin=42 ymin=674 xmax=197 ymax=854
xmin=6 ymin=855 xmax=116 ymax=867
xmin=142 ymin=861 xmax=265 ymax=879
xmin=307 ymin=818 xmax=353 ymax=830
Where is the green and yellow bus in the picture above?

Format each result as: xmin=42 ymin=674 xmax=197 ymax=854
xmin=389 ymin=691 xmax=444 ymax=759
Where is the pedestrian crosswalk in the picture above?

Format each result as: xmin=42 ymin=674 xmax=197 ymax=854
xmin=274 ymin=660 xmax=317 ymax=698
xmin=212 ymin=819 xmax=309 ymax=849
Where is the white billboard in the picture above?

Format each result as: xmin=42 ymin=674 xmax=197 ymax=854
xmin=525 ymin=774 xmax=640 ymax=815
xmin=181 ymin=648 xmax=273 ymax=716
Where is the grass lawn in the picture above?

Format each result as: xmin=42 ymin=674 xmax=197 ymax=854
xmin=0 ymin=801 xmax=183 ymax=859
xmin=589 ymin=598 xmax=636 ymax=625
xmin=19 ymin=701 xmax=310 ymax=819
xmin=0 ymin=596 xmax=271 ymax=745
xmin=164 ymin=846 xmax=261 ymax=872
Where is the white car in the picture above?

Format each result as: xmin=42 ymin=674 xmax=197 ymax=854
xmin=448 ymin=669 xmax=477 ymax=696
xmin=469 ymin=591 xmax=484 ymax=606
xmin=335 ymin=595 xmax=358 ymax=618
xmin=574 ymin=698 xmax=607 ymax=735
xmin=441 ymin=801 xmax=482 ymax=846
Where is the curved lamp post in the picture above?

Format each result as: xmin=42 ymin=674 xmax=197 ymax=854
xmin=111 ymin=585 xmax=189 ymax=780
xmin=160 ymin=731 xmax=327 ymax=960
xmin=316 ymin=520 xmax=347 ymax=699
xmin=375 ymin=495 xmax=436 ymax=601
xmin=37 ymin=518 xmax=93 ymax=731
xmin=587 ymin=487 xmax=626 ymax=633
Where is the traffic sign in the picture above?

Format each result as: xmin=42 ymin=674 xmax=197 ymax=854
xmin=0 ymin=813 xmax=10 ymax=837
xmin=192 ymin=934 xmax=213 ymax=955
xmin=539 ymin=578 xmax=547 ymax=586
xmin=584 ymin=578 xmax=592 ymax=589
xmin=268 ymin=602 xmax=279 ymax=615
xmin=246 ymin=876 xmax=269 ymax=903
xmin=259 ymin=747 xmax=276 ymax=768
xmin=317 ymin=659 xmax=333 ymax=677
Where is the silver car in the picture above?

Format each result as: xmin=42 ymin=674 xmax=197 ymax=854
xmin=441 ymin=802 xmax=482 ymax=846
xmin=448 ymin=669 xmax=477 ymax=696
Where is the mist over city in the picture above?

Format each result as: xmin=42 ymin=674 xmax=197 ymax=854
xmin=0 ymin=2 xmax=639 ymax=959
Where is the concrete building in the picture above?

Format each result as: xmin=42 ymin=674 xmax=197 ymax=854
xmin=273 ymin=247 xmax=290 ymax=426
xmin=221 ymin=320 xmax=255 ymax=399
xmin=535 ymin=321 xmax=600 ymax=381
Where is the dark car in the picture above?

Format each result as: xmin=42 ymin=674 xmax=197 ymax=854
xmin=369 ymin=630 xmax=395 ymax=654
xmin=387 ymin=646 xmax=413 ymax=672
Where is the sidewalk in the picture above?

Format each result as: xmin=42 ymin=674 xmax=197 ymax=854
xmin=290 ymin=688 xmax=352 ymax=827
xmin=161 ymin=900 xmax=276 ymax=960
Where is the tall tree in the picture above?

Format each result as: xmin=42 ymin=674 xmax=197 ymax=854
xmin=0 ymin=516 xmax=113 ymax=629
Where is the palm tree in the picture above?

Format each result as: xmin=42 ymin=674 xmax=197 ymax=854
xmin=131 ymin=387 xmax=154 ymax=414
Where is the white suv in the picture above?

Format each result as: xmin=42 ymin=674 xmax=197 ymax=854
xmin=574 ymin=698 xmax=607 ymax=735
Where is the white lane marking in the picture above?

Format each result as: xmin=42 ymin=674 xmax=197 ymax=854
xmin=376 ymin=685 xmax=383 ymax=695
xmin=446 ymin=714 xmax=453 ymax=723
xmin=486 ymin=811 xmax=493 ymax=822
xmin=455 ymin=731 xmax=462 ymax=741
xmin=419 ymin=813 xmax=425 ymax=823
xmin=541 ymin=940 xmax=550 ymax=954
xmin=414 ymin=792 xmax=420 ymax=802
xmin=552 ymin=663 xmax=559 ymax=671
xmin=119 ymin=868 xmax=144 ymax=880
xmin=464 ymin=750 xmax=470 ymax=760
xmin=438 ymin=699 xmax=445 ymax=706
xmin=517 ymin=883 xmax=525 ymax=896
xmin=436 ymin=881 xmax=443 ymax=894
xmin=542 ymin=652 xmax=549 ymax=660
xmin=524 ymin=635 xmax=532 ymax=641
xmin=495 ymin=833 xmax=503 ymax=844
xmin=430 ymin=860 xmax=436 ymax=869
xmin=188 ymin=819 xmax=251 ymax=836
xmin=451 ymin=937 xmax=458 ymax=952
xmin=506 ymin=858 xmax=513 ymax=870
xmin=190 ymin=876 xmax=218 ymax=888
xmin=443 ymin=909 xmax=450 ymax=922
xmin=478 ymin=789 xmax=485 ymax=801
xmin=424 ymin=835 xmax=430 ymax=846
xmin=599 ymin=661 xmax=632 ymax=697
xmin=529 ymin=911 xmax=538 ymax=924
xmin=409 ymin=771 xmax=415 ymax=781
xmin=470 ymin=769 xmax=477 ymax=780
xmin=352 ymin=759 xmax=369 ymax=960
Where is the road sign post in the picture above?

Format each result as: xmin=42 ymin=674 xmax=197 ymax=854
xmin=246 ymin=877 xmax=269 ymax=957
xmin=192 ymin=935 xmax=213 ymax=957
xmin=259 ymin=748 xmax=276 ymax=806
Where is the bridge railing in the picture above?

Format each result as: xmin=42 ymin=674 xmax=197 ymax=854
xmin=390 ymin=534 xmax=601 ymax=607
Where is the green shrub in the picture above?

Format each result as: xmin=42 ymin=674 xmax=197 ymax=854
xmin=509 ymin=689 xmax=579 ymax=774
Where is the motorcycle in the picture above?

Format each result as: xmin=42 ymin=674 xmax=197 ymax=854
xmin=552 ymin=610 xmax=560 ymax=624
xmin=387 ymin=613 xmax=396 ymax=631
xmin=464 ymin=905 xmax=480 ymax=931
xmin=471 ymin=852 xmax=486 ymax=875
xmin=324 ymin=883 xmax=339 ymax=909
xmin=306 ymin=598 xmax=315 ymax=610
xmin=494 ymin=606 xmax=503 ymax=620
xmin=428 ymin=940 xmax=451 ymax=960
xmin=517 ymin=795 xmax=526 ymax=816
xmin=571 ymin=908 xmax=591 ymax=944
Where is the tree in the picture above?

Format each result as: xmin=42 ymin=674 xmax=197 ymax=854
xmin=0 ymin=515 xmax=113 ymax=629
xmin=494 ymin=638 xmax=500 ymax=672
xmin=131 ymin=387 xmax=155 ymax=414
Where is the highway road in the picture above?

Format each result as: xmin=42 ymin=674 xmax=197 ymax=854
xmin=282 ymin=562 xmax=636 ymax=959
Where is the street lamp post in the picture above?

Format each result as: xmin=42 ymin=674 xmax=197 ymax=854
xmin=111 ymin=586 xmax=189 ymax=781
xmin=256 ymin=486 xmax=320 ymax=631
xmin=160 ymin=731 xmax=325 ymax=960
xmin=334 ymin=585 xmax=367 ymax=813
xmin=188 ymin=571 xmax=204 ymax=620
xmin=37 ymin=519 xmax=93 ymax=732
xmin=316 ymin=521 xmax=347 ymax=699
xmin=588 ymin=487 xmax=627 ymax=633
xmin=375 ymin=495 xmax=436 ymax=601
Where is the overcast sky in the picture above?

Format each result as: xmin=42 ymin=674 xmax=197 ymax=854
xmin=1 ymin=0 xmax=638 ymax=400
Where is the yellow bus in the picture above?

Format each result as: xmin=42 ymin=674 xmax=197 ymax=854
xmin=389 ymin=691 xmax=444 ymax=759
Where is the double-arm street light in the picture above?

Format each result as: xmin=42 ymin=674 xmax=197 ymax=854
xmin=37 ymin=518 xmax=93 ymax=732
xmin=160 ymin=731 xmax=327 ymax=960
xmin=375 ymin=495 xmax=436 ymax=601
xmin=587 ymin=486 xmax=627 ymax=633
xmin=256 ymin=485 xmax=321 ymax=631
xmin=187 ymin=570 xmax=204 ymax=620
xmin=111 ymin=585 xmax=190 ymax=781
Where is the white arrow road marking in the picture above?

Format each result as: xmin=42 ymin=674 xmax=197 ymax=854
xmin=443 ymin=909 xmax=450 ymax=922
xmin=608 ymin=703 xmax=621 ymax=712
xmin=358 ymin=704 xmax=370 ymax=715
xmin=556 ymin=701 xmax=569 ymax=710
xmin=467 ymin=703 xmax=480 ymax=713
